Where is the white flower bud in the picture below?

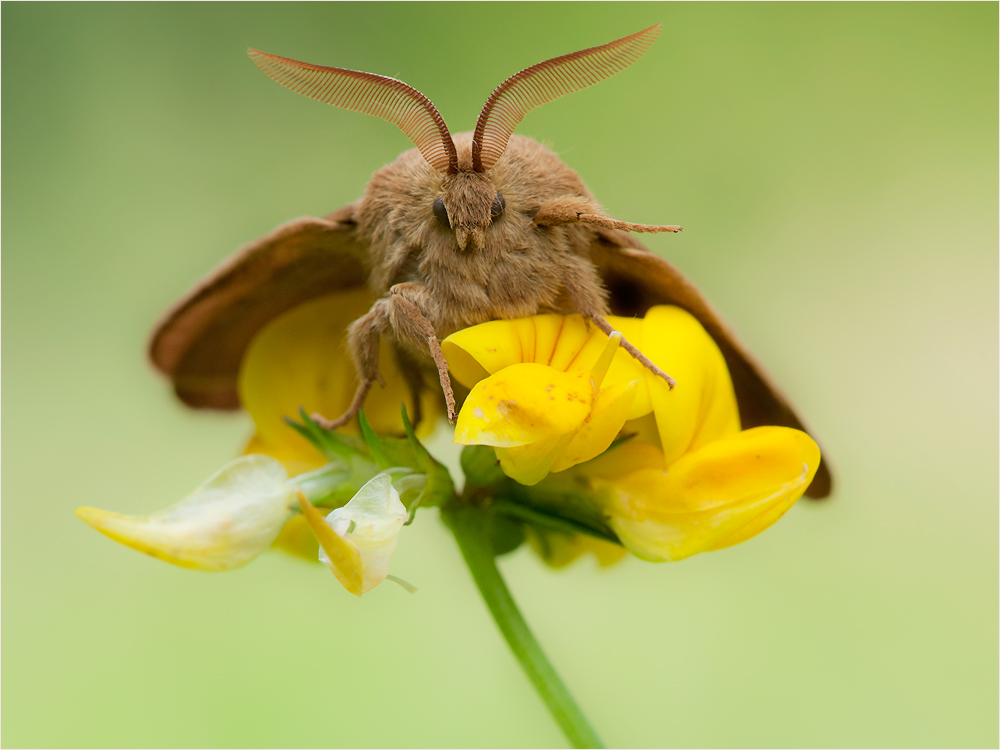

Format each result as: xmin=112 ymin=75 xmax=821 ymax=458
xmin=77 ymin=455 xmax=296 ymax=571
xmin=319 ymin=473 xmax=407 ymax=594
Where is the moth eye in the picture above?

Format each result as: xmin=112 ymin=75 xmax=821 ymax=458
xmin=432 ymin=197 xmax=450 ymax=229
xmin=490 ymin=192 xmax=506 ymax=223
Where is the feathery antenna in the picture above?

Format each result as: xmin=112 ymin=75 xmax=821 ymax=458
xmin=472 ymin=25 xmax=661 ymax=172
xmin=249 ymin=49 xmax=458 ymax=174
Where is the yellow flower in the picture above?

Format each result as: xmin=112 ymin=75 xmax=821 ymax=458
xmin=238 ymin=289 xmax=442 ymax=475
xmin=451 ymin=327 xmax=641 ymax=485
xmin=581 ymin=427 xmax=820 ymax=561
xmin=76 ymin=455 xmax=297 ymax=571
xmin=445 ymin=306 xmax=821 ymax=562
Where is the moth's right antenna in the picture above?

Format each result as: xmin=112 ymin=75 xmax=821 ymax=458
xmin=471 ymin=24 xmax=661 ymax=172
xmin=249 ymin=49 xmax=459 ymax=174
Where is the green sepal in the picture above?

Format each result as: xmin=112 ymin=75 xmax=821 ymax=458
xmin=461 ymin=445 xmax=507 ymax=488
xmin=283 ymin=408 xmax=365 ymax=462
xmin=289 ymin=453 xmax=381 ymax=509
xmin=502 ymin=472 xmax=619 ymax=545
xmin=358 ymin=410 xmax=419 ymax=470
xmin=401 ymin=405 xmax=455 ymax=509
xmin=492 ymin=498 xmax=619 ymax=545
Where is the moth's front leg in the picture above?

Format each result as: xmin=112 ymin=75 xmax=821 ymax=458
xmin=561 ymin=255 xmax=677 ymax=389
xmin=386 ymin=283 xmax=457 ymax=424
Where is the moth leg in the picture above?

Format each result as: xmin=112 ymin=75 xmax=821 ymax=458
xmin=311 ymin=379 xmax=373 ymax=430
xmin=561 ymin=256 xmax=677 ymax=389
xmin=392 ymin=344 xmax=425 ymax=429
xmin=312 ymin=301 xmax=390 ymax=430
xmin=388 ymin=287 xmax=457 ymax=424
xmin=586 ymin=314 xmax=676 ymax=389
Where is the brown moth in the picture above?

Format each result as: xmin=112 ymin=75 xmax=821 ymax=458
xmin=149 ymin=25 xmax=832 ymax=498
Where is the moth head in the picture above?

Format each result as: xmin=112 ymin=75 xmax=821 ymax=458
xmin=433 ymin=169 xmax=505 ymax=252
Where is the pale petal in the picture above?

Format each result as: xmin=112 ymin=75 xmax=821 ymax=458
xmin=76 ymin=455 xmax=295 ymax=571
xmin=322 ymin=474 xmax=407 ymax=593
xmin=602 ymin=427 xmax=820 ymax=561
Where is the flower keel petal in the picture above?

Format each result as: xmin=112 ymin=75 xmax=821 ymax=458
xmin=76 ymin=455 xmax=296 ymax=571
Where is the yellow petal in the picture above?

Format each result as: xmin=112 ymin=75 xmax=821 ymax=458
xmin=454 ymin=364 xmax=593 ymax=447
xmin=444 ymin=314 xmax=652 ymax=418
xmin=640 ymin=306 xmax=741 ymax=465
xmin=297 ymin=490 xmax=363 ymax=596
xmin=238 ymin=291 xmax=441 ymax=466
xmin=550 ymin=380 xmax=641 ymax=473
xmin=604 ymin=316 xmax=652 ymax=419
xmin=76 ymin=455 xmax=295 ymax=571
xmin=442 ymin=315 xmax=557 ymax=387
xmin=574 ymin=439 xmax=666 ymax=480
xmin=494 ymin=433 xmax=570 ymax=486
xmin=602 ymin=427 xmax=820 ymax=562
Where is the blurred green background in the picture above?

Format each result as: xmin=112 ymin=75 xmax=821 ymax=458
xmin=3 ymin=3 xmax=997 ymax=747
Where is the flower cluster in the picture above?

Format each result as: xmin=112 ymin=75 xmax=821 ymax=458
xmin=445 ymin=307 xmax=820 ymax=563
xmin=77 ymin=289 xmax=820 ymax=592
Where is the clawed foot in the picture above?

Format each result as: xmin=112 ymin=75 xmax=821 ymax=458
xmin=310 ymin=378 xmax=373 ymax=430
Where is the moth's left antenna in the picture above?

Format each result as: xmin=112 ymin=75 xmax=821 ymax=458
xmin=249 ymin=49 xmax=458 ymax=174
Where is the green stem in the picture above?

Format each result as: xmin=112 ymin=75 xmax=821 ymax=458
xmin=444 ymin=505 xmax=604 ymax=749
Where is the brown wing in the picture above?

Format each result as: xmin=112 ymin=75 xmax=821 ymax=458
xmin=590 ymin=228 xmax=832 ymax=499
xmin=149 ymin=205 xmax=368 ymax=410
